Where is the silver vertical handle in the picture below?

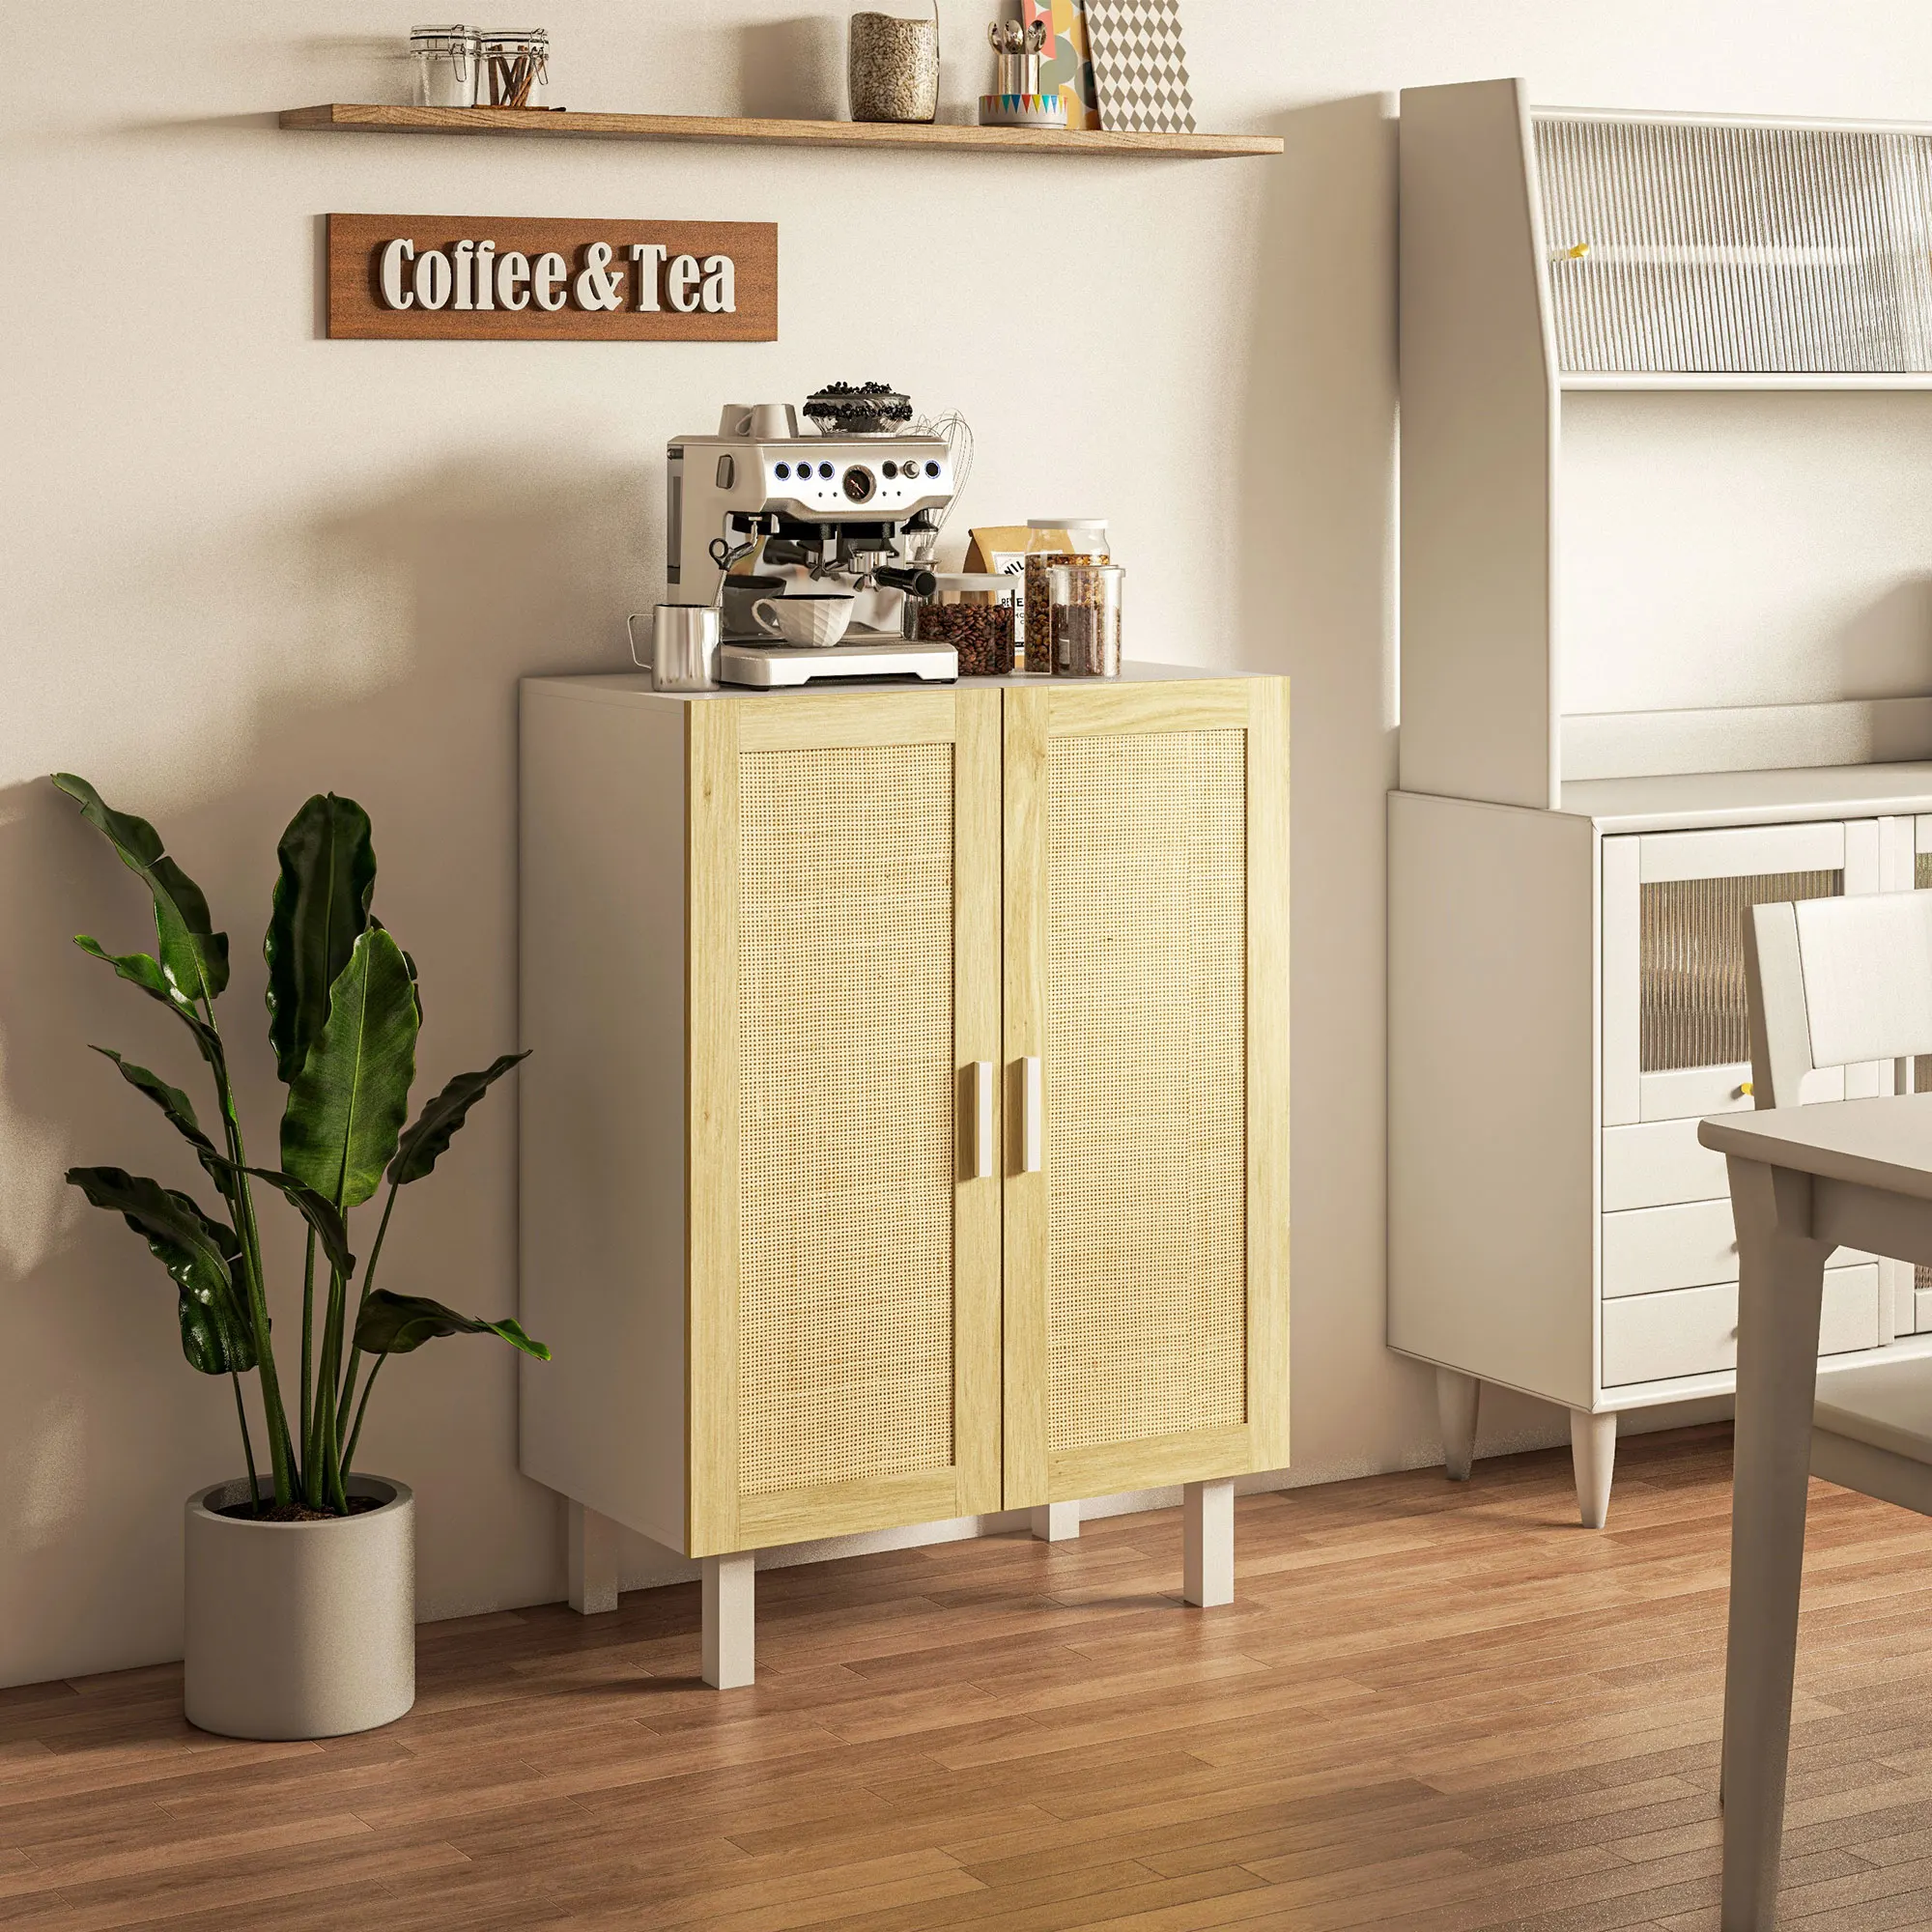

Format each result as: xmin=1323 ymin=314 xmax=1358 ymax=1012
xmin=1022 ymin=1056 xmax=1042 ymax=1174
xmin=971 ymin=1061 xmax=994 ymax=1179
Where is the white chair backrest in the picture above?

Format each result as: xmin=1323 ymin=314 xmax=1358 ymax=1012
xmin=1746 ymin=894 xmax=1932 ymax=1108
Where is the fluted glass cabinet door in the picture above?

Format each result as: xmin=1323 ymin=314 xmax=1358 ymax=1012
xmin=1600 ymin=821 xmax=1872 ymax=1128
xmin=685 ymin=691 xmax=1004 ymax=1556
xmin=1001 ymin=679 xmax=1291 ymax=1506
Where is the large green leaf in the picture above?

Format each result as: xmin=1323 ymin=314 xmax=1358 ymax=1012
xmin=281 ymin=926 xmax=418 ymax=1210
xmin=92 ymin=1046 xmax=230 ymax=1194
xmin=353 ymin=1290 xmax=549 ymax=1361
xmin=202 ymin=1153 xmax=355 ymax=1278
xmin=92 ymin=1047 xmax=212 ymax=1151
xmin=53 ymin=777 xmax=229 ymax=1005
xmin=66 ymin=1166 xmax=256 ymax=1375
xmin=265 ymin=795 xmax=376 ymax=1084
xmin=74 ymin=939 xmax=225 ymax=1078
xmin=390 ymin=1053 xmax=529 ymax=1185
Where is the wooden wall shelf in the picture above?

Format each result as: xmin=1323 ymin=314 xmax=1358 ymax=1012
xmin=278 ymin=102 xmax=1283 ymax=159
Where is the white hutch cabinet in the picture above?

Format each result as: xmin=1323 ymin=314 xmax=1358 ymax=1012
xmin=1389 ymin=78 xmax=1932 ymax=1523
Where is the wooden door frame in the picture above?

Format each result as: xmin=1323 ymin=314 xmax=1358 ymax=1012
xmin=1002 ymin=677 xmax=1291 ymax=1507
xmin=685 ymin=689 xmax=1005 ymax=1555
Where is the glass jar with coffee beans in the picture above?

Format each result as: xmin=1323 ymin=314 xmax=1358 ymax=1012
xmin=912 ymin=573 xmax=1019 ymax=676
xmin=1023 ymin=519 xmax=1109 ymax=672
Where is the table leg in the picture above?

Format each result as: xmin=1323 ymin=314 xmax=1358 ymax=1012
xmin=1721 ymin=1156 xmax=1831 ymax=1932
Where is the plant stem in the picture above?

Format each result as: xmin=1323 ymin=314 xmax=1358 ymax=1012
xmin=341 ymin=1356 xmax=384 ymax=1482
xmin=230 ymin=1372 xmax=262 ymax=1515
xmin=299 ymin=1229 xmax=316 ymax=1460
xmin=309 ymin=1266 xmax=349 ymax=1511
xmin=203 ymin=1014 xmax=297 ymax=1506
xmin=337 ymin=1179 xmax=399 ymax=1425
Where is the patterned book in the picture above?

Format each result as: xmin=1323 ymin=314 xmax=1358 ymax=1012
xmin=1020 ymin=0 xmax=1101 ymax=131
xmin=1084 ymin=0 xmax=1197 ymax=136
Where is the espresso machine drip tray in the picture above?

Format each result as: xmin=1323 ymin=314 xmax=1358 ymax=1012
xmin=717 ymin=639 xmax=959 ymax=688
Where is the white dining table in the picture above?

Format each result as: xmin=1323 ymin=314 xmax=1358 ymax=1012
xmin=1698 ymin=1093 xmax=1932 ymax=1930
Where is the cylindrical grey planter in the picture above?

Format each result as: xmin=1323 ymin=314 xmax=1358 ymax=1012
xmin=184 ymin=1475 xmax=415 ymax=1740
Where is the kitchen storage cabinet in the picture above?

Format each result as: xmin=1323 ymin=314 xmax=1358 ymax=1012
xmin=1391 ymin=72 xmax=1932 ymax=1528
xmin=519 ymin=667 xmax=1288 ymax=1684
xmin=1389 ymin=779 xmax=1932 ymax=1527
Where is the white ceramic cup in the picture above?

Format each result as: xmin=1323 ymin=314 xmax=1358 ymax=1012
xmin=753 ymin=594 xmax=855 ymax=648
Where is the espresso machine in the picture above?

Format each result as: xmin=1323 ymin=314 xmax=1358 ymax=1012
xmin=667 ymin=384 xmax=960 ymax=687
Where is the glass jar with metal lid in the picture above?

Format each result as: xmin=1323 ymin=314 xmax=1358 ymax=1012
xmin=1023 ymin=518 xmax=1109 ymax=673
xmin=411 ymin=25 xmax=480 ymax=108
xmin=481 ymin=28 xmax=550 ymax=107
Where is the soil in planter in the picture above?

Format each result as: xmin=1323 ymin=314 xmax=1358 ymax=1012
xmin=214 ymin=1497 xmax=384 ymax=1522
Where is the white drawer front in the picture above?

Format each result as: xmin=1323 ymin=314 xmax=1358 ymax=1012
xmin=1603 ymin=1119 xmax=1729 ymax=1211
xmin=1604 ymin=1198 xmax=1868 ymax=1298
xmin=1604 ymin=1199 xmax=1738 ymax=1298
xmin=1603 ymin=1264 xmax=1880 ymax=1387
xmin=1636 ymin=823 xmax=1847 ymax=884
xmin=1638 ymin=1062 xmax=1842 ymax=1124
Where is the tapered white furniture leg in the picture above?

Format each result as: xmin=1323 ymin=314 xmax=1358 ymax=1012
xmin=1031 ymin=1502 xmax=1080 ymax=1542
xmin=1721 ymin=1158 xmax=1831 ymax=1932
xmin=1182 ymin=1478 xmax=1235 ymax=1606
xmin=567 ymin=1500 xmax=618 ymax=1615
xmin=1436 ymin=1368 xmax=1481 ymax=1481
xmin=1570 ymin=1409 xmax=1617 ymax=1529
xmin=701 ymin=1551 xmax=755 ymax=1690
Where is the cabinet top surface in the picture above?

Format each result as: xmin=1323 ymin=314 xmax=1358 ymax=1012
xmin=1559 ymin=763 xmax=1932 ymax=833
xmin=524 ymin=663 xmax=1275 ymax=706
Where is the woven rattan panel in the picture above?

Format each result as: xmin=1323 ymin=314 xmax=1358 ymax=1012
xmin=736 ymin=744 xmax=955 ymax=1495
xmin=1044 ymin=728 xmax=1247 ymax=1453
xmin=1639 ymin=870 xmax=1842 ymax=1073
xmin=1535 ymin=117 xmax=1932 ymax=374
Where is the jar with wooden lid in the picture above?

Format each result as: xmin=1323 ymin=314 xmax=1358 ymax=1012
xmin=1023 ymin=518 xmax=1109 ymax=673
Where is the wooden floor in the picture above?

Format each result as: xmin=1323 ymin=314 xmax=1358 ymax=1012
xmin=11 ymin=1426 xmax=1932 ymax=1928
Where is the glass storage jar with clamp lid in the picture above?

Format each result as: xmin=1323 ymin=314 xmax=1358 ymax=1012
xmin=412 ymin=24 xmax=481 ymax=106
xmin=481 ymin=28 xmax=549 ymax=106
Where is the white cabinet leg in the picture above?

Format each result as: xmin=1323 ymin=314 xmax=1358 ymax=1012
xmin=567 ymin=1499 xmax=619 ymax=1615
xmin=701 ymin=1551 xmax=755 ymax=1689
xmin=1030 ymin=1501 xmax=1080 ymax=1542
xmin=1571 ymin=1409 xmax=1618 ymax=1530
xmin=1436 ymin=1368 xmax=1481 ymax=1482
xmin=1182 ymin=1478 xmax=1235 ymax=1606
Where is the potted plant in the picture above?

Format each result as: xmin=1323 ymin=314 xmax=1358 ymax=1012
xmin=54 ymin=776 xmax=547 ymax=1741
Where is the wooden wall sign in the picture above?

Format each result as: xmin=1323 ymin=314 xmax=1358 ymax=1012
xmin=326 ymin=213 xmax=777 ymax=341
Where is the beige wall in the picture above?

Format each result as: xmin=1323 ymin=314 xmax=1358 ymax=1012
xmin=5 ymin=3 xmax=1929 ymax=1686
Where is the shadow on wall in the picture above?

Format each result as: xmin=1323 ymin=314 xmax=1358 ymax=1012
xmin=1237 ymin=96 xmax=1583 ymax=1478
xmin=1835 ymin=575 xmax=1932 ymax=698
xmin=0 ymin=449 xmax=652 ymax=1683
xmin=737 ymin=16 xmax=843 ymax=119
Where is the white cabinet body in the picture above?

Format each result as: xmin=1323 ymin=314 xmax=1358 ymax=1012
xmin=1390 ymin=777 xmax=1932 ymax=1521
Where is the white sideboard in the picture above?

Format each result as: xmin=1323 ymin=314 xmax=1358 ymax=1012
xmin=1391 ymin=768 xmax=1932 ymax=1523
xmin=1392 ymin=78 xmax=1932 ymax=1521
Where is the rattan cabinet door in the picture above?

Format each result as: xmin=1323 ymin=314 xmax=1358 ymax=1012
xmin=1002 ymin=678 xmax=1290 ymax=1507
xmin=686 ymin=691 xmax=1004 ymax=1556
